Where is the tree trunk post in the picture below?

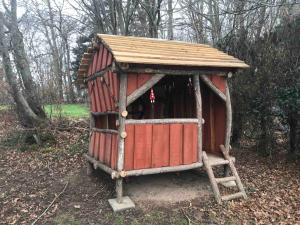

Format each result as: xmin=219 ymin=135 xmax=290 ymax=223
xmin=116 ymin=72 xmax=127 ymax=203
xmin=193 ymin=75 xmax=202 ymax=163
xmin=224 ymin=78 xmax=232 ymax=176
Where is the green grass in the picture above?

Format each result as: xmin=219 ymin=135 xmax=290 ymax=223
xmin=45 ymin=104 xmax=89 ymax=118
xmin=0 ymin=105 xmax=9 ymax=111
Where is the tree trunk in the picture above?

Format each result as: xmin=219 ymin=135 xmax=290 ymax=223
xmin=65 ymin=40 xmax=76 ymax=103
xmin=0 ymin=12 xmax=42 ymax=127
xmin=46 ymin=0 xmax=64 ymax=102
xmin=10 ymin=0 xmax=46 ymax=118
xmin=288 ymin=111 xmax=300 ymax=156
xmin=167 ymin=0 xmax=173 ymax=40
xmin=231 ymin=112 xmax=243 ymax=147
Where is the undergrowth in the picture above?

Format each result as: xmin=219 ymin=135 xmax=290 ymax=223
xmin=1 ymin=130 xmax=56 ymax=152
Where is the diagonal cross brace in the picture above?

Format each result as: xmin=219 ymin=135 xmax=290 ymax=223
xmin=126 ymin=74 xmax=165 ymax=106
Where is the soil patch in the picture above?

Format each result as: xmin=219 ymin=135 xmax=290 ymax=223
xmin=126 ymin=171 xmax=211 ymax=204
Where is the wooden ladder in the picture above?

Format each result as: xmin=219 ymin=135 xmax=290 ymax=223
xmin=202 ymin=145 xmax=247 ymax=204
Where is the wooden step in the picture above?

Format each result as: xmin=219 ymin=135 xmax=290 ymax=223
xmin=210 ymin=160 xmax=230 ymax=166
xmin=215 ymin=176 xmax=236 ymax=184
xmin=221 ymin=192 xmax=244 ymax=201
xmin=206 ymin=153 xmax=235 ymax=167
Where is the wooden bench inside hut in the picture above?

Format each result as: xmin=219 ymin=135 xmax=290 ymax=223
xmin=77 ymin=34 xmax=249 ymax=211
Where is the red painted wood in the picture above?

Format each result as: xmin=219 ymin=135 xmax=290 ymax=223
xmin=89 ymin=132 xmax=95 ymax=157
xmin=134 ymin=124 xmax=152 ymax=169
xmin=113 ymin=73 xmax=120 ymax=101
xmin=213 ymin=96 xmax=226 ymax=155
xmin=127 ymin=74 xmax=138 ymax=96
xmin=104 ymin=72 xmax=115 ymax=111
xmin=124 ymin=124 xmax=135 ymax=170
xmin=169 ymin=124 xmax=183 ymax=166
xmin=94 ymin=132 xmax=100 ymax=160
xmin=152 ymin=124 xmax=170 ymax=168
xmin=96 ymin=45 xmax=104 ymax=71
xmin=123 ymin=122 xmax=199 ymax=170
xmin=99 ymin=49 xmax=111 ymax=111
xmin=101 ymin=47 xmax=108 ymax=70
xmin=104 ymin=134 xmax=112 ymax=166
xmin=99 ymin=133 xmax=106 ymax=163
xmin=210 ymin=75 xmax=226 ymax=94
xmin=94 ymin=45 xmax=106 ymax=112
xmin=183 ymin=124 xmax=197 ymax=164
xmin=92 ymin=51 xmax=98 ymax=74
xmin=110 ymin=134 xmax=117 ymax=170
xmin=107 ymin=52 xmax=113 ymax=65
xmin=92 ymin=52 xmax=101 ymax=112
xmin=137 ymin=74 xmax=152 ymax=86
xmin=191 ymin=124 xmax=198 ymax=162
xmin=127 ymin=73 xmax=153 ymax=97
xmin=88 ymin=62 xmax=96 ymax=112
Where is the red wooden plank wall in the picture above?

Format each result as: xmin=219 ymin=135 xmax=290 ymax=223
xmin=209 ymin=75 xmax=226 ymax=94
xmin=127 ymin=73 xmax=152 ymax=96
xmin=124 ymin=123 xmax=198 ymax=171
xmin=202 ymin=75 xmax=226 ymax=155
xmin=89 ymin=131 xmax=118 ymax=169
xmin=87 ymin=44 xmax=119 ymax=113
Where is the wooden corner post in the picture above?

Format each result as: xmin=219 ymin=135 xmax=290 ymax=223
xmin=224 ymin=78 xmax=232 ymax=152
xmin=224 ymin=78 xmax=232 ymax=176
xmin=193 ymin=75 xmax=202 ymax=163
xmin=109 ymin=71 xmax=135 ymax=212
xmin=116 ymin=72 xmax=127 ymax=203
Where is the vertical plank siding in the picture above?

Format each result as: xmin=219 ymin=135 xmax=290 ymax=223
xmin=124 ymin=123 xmax=198 ymax=170
xmin=124 ymin=124 xmax=135 ymax=170
xmin=87 ymin=44 xmax=119 ymax=113
xmin=89 ymin=131 xmax=118 ymax=168
xmin=202 ymin=75 xmax=226 ymax=155
xmin=134 ymin=124 xmax=152 ymax=169
xmin=169 ymin=124 xmax=183 ymax=166
xmin=126 ymin=73 xmax=152 ymax=96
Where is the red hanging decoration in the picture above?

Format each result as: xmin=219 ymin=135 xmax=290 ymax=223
xmin=150 ymin=88 xmax=155 ymax=103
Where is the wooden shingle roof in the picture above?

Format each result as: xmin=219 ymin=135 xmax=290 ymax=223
xmin=98 ymin=34 xmax=248 ymax=68
xmin=78 ymin=34 xmax=248 ymax=78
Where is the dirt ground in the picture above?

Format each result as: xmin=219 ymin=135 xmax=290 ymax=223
xmin=0 ymin=110 xmax=300 ymax=225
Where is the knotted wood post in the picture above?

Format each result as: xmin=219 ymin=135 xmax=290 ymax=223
xmin=116 ymin=72 xmax=127 ymax=203
xmin=224 ymin=78 xmax=232 ymax=176
xmin=193 ymin=75 xmax=202 ymax=163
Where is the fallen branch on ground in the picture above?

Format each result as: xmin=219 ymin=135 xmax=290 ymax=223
xmin=31 ymin=182 xmax=69 ymax=225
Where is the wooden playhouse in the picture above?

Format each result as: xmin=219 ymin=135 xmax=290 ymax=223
xmin=77 ymin=34 xmax=249 ymax=211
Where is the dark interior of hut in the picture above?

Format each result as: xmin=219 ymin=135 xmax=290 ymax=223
xmin=127 ymin=76 xmax=197 ymax=119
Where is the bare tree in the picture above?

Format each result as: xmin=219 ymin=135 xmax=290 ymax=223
xmin=167 ymin=0 xmax=173 ymax=39
xmin=0 ymin=3 xmax=45 ymax=127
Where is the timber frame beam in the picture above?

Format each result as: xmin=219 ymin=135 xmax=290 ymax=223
xmin=91 ymin=111 xmax=118 ymax=116
xmin=84 ymin=153 xmax=203 ymax=179
xmin=84 ymin=65 xmax=112 ymax=82
xmin=118 ymin=65 xmax=233 ymax=76
xmin=125 ymin=118 xmax=198 ymax=124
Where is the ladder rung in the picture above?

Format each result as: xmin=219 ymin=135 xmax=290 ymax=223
xmin=215 ymin=176 xmax=236 ymax=184
xmin=221 ymin=192 xmax=244 ymax=201
xmin=210 ymin=160 xmax=230 ymax=166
